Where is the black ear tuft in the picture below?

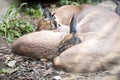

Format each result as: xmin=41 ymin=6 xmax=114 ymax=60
xmin=39 ymin=5 xmax=52 ymax=19
xmin=38 ymin=4 xmax=44 ymax=16
xmin=44 ymin=8 xmax=52 ymax=19
xmin=70 ymin=14 xmax=77 ymax=34
xmin=52 ymin=13 xmax=56 ymax=19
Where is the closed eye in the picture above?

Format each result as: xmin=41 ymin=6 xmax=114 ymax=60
xmin=58 ymin=43 xmax=66 ymax=52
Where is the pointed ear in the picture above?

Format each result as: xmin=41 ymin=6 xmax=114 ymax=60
xmin=52 ymin=13 xmax=56 ymax=19
xmin=70 ymin=14 xmax=77 ymax=34
xmin=38 ymin=4 xmax=44 ymax=16
xmin=38 ymin=4 xmax=53 ymax=19
xmin=50 ymin=18 xmax=59 ymax=29
xmin=42 ymin=8 xmax=53 ymax=19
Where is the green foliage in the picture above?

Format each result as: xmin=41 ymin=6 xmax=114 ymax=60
xmin=23 ymin=7 xmax=42 ymax=18
xmin=22 ymin=3 xmax=42 ymax=18
xmin=0 ymin=3 xmax=34 ymax=43
xmin=59 ymin=0 xmax=101 ymax=5
xmin=0 ymin=67 xmax=19 ymax=74
xmin=60 ymin=0 xmax=80 ymax=5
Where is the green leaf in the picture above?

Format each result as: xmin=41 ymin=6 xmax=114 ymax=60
xmin=15 ymin=31 xmax=21 ymax=37
xmin=0 ymin=3 xmax=35 ymax=43
xmin=7 ymin=30 xmax=14 ymax=43
xmin=4 ymin=5 xmax=15 ymax=19
xmin=0 ymin=67 xmax=19 ymax=74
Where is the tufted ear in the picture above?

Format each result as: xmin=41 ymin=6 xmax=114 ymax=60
xmin=38 ymin=4 xmax=52 ymax=19
xmin=70 ymin=14 xmax=77 ymax=34
xmin=43 ymin=8 xmax=52 ymax=19
xmin=69 ymin=14 xmax=81 ymax=45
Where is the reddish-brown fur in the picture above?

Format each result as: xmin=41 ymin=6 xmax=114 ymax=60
xmin=12 ymin=30 xmax=67 ymax=60
xmin=34 ymin=4 xmax=92 ymax=31
xmin=54 ymin=4 xmax=92 ymax=25
xmin=54 ymin=6 xmax=120 ymax=73
xmin=34 ymin=17 xmax=51 ymax=31
xmin=58 ymin=6 xmax=120 ymax=51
